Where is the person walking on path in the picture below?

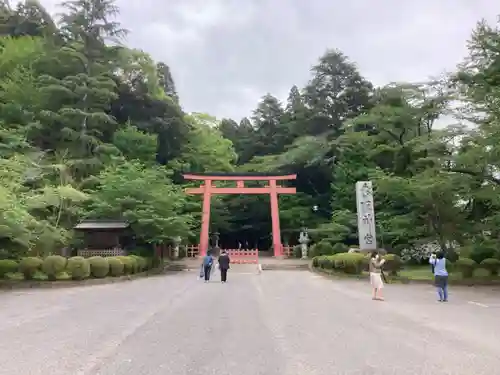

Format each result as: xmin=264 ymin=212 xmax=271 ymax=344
xmin=202 ymin=251 xmax=213 ymax=283
xmin=429 ymin=251 xmax=449 ymax=302
xmin=369 ymin=251 xmax=386 ymax=301
xmin=218 ymin=250 xmax=231 ymax=283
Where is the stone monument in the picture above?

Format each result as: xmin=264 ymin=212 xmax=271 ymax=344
xmin=298 ymin=230 xmax=310 ymax=259
xmin=172 ymin=236 xmax=181 ymax=259
xmin=355 ymin=181 xmax=377 ymax=251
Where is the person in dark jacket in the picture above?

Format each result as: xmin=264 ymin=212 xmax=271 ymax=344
xmin=218 ymin=250 xmax=231 ymax=283
xmin=202 ymin=251 xmax=213 ymax=283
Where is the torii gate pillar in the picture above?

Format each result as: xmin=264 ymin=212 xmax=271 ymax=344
xmin=268 ymin=179 xmax=282 ymax=257
xmin=183 ymin=173 xmax=297 ymax=257
xmin=199 ymin=179 xmax=212 ymax=259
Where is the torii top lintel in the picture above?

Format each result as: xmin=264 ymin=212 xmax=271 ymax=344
xmin=183 ymin=172 xmax=297 ymax=195
xmin=183 ymin=172 xmax=296 ymax=181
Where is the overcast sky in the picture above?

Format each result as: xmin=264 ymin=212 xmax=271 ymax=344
xmin=41 ymin=0 xmax=498 ymax=121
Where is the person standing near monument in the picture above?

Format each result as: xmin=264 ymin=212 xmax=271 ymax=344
xmin=429 ymin=252 xmax=449 ymax=302
xmin=369 ymin=251 xmax=386 ymax=301
xmin=218 ymin=250 xmax=231 ymax=283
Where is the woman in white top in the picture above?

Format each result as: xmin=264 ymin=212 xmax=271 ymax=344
xmin=369 ymin=251 xmax=386 ymax=300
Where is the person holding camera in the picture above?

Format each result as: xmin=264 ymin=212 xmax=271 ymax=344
xmin=369 ymin=251 xmax=386 ymax=301
xmin=429 ymin=252 xmax=449 ymax=302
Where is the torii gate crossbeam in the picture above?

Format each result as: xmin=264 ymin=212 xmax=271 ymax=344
xmin=183 ymin=173 xmax=297 ymax=257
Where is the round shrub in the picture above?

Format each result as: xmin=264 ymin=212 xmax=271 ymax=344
xmin=4 ymin=271 xmax=24 ymax=280
xmin=383 ymin=254 xmax=403 ymax=276
xmin=67 ymin=256 xmax=90 ymax=280
xmin=88 ymin=256 xmax=109 ymax=278
xmin=19 ymin=257 xmax=43 ymax=280
xmin=108 ymin=257 xmax=124 ymax=276
xmin=116 ymin=256 xmax=137 ymax=274
xmin=338 ymin=253 xmax=365 ymax=274
xmin=55 ymin=271 xmax=71 ymax=281
xmin=316 ymin=255 xmax=330 ymax=269
xmin=42 ymin=255 xmax=67 ymax=280
xmin=470 ymin=245 xmax=497 ymax=264
xmin=310 ymin=241 xmax=334 ymax=257
xmin=129 ymin=255 xmax=147 ymax=272
xmin=315 ymin=255 xmax=325 ymax=268
xmin=329 ymin=253 xmax=364 ymax=274
xmin=332 ymin=243 xmax=349 ymax=254
xmin=32 ymin=270 xmax=49 ymax=281
xmin=333 ymin=254 xmax=345 ymax=270
xmin=479 ymin=258 xmax=500 ymax=276
xmin=0 ymin=259 xmax=18 ymax=278
xmin=455 ymin=257 xmax=477 ymax=278
xmin=323 ymin=256 xmax=335 ymax=269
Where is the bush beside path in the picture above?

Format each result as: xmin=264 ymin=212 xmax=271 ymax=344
xmin=311 ymin=252 xmax=500 ymax=286
xmin=0 ymin=254 xmax=167 ymax=290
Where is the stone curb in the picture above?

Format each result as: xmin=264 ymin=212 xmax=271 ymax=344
xmin=0 ymin=268 xmax=177 ymax=291
xmin=260 ymin=264 xmax=310 ymax=271
xmin=310 ymin=267 xmax=500 ymax=286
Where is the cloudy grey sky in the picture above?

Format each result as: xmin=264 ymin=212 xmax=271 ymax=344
xmin=41 ymin=0 xmax=497 ymax=121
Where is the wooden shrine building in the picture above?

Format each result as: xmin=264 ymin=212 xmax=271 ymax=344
xmin=74 ymin=220 xmax=132 ymax=257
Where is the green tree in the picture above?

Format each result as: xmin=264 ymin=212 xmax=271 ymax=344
xmin=112 ymin=125 xmax=157 ymax=164
xmin=86 ymin=160 xmax=192 ymax=243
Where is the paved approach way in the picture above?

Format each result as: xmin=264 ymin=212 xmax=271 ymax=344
xmin=1 ymin=270 xmax=500 ymax=375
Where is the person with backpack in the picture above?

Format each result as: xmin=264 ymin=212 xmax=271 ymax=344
xmin=218 ymin=250 xmax=231 ymax=283
xmin=429 ymin=252 xmax=449 ymax=302
xmin=202 ymin=251 xmax=213 ymax=283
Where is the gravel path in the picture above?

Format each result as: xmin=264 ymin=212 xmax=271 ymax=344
xmin=1 ymin=269 xmax=500 ymax=374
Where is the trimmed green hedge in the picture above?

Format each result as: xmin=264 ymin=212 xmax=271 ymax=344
xmin=309 ymin=241 xmax=334 ymax=257
xmin=115 ymin=256 xmax=136 ymax=274
xmin=1 ymin=255 xmax=156 ymax=282
xmin=332 ymin=243 xmax=349 ymax=254
xmin=383 ymin=254 xmax=403 ymax=276
xmin=129 ymin=255 xmax=147 ymax=272
xmin=108 ymin=257 xmax=125 ymax=276
xmin=312 ymin=252 xmax=403 ymax=276
xmin=67 ymin=256 xmax=91 ymax=280
xmin=455 ymin=257 xmax=477 ymax=278
xmin=19 ymin=257 xmax=43 ymax=280
xmin=479 ymin=258 xmax=500 ymax=276
xmin=0 ymin=259 xmax=18 ymax=277
xmin=42 ymin=255 xmax=67 ymax=280
xmin=88 ymin=256 xmax=110 ymax=278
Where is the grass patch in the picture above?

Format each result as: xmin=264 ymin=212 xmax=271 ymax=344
xmin=399 ymin=266 xmax=491 ymax=281
xmin=312 ymin=266 xmax=500 ymax=285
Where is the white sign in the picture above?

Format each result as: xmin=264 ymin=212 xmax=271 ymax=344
xmin=355 ymin=181 xmax=377 ymax=251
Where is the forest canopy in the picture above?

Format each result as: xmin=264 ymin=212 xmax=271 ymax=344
xmin=1 ymin=0 xmax=500 ymax=263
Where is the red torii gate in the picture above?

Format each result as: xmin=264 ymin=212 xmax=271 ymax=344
xmin=183 ymin=173 xmax=297 ymax=257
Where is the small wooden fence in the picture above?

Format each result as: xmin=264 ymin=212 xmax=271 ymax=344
xmin=186 ymin=245 xmax=200 ymax=258
xmin=77 ymin=248 xmax=125 ymax=257
xmin=225 ymin=249 xmax=259 ymax=264
xmin=168 ymin=244 xmax=296 ymax=259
